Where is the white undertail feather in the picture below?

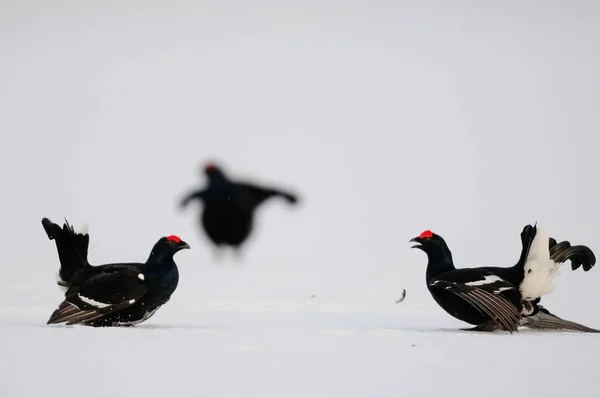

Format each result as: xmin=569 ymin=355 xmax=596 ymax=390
xmin=78 ymin=223 xmax=89 ymax=235
xmin=55 ymin=272 xmax=69 ymax=292
xmin=519 ymin=225 xmax=561 ymax=300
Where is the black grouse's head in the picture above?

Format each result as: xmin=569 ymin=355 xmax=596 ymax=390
xmin=409 ymin=230 xmax=447 ymax=253
xmin=202 ymin=162 xmax=231 ymax=185
xmin=520 ymin=223 xmax=537 ymax=244
xmin=152 ymin=235 xmax=191 ymax=256
xmin=203 ymin=162 xmax=224 ymax=178
xmin=203 ymin=162 xmax=218 ymax=174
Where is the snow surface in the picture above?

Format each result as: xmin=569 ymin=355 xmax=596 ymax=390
xmin=2 ymin=1 xmax=600 ymax=397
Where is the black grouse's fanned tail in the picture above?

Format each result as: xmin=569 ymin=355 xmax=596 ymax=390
xmin=548 ymin=238 xmax=596 ymax=272
xmin=41 ymin=217 xmax=90 ymax=289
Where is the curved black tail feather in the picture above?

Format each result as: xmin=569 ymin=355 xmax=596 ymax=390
xmin=41 ymin=217 xmax=90 ymax=289
xmin=549 ymin=237 xmax=596 ymax=272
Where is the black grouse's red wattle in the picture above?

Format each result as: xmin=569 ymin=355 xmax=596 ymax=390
xmin=410 ymin=224 xmax=598 ymax=333
xmin=42 ymin=217 xmax=190 ymax=327
xmin=179 ymin=162 xmax=299 ymax=255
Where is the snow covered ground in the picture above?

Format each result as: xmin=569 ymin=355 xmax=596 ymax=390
xmin=2 ymin=1 xmax=600 ymax=397
xmin=3 ymin=288 xmax=600 ymax=397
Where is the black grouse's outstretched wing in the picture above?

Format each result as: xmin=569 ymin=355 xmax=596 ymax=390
xmin=430 ymin=269 xmax=522 ymax=333
xmin=179 ymin=189 xmax=207 ymax=209
xmin=521 ymin=305 xmax=600 ymax=333
xmin=236 ymin=182 xmax=298 ymax=207
xmin=47 ymin=266 xmax=147 ymax=325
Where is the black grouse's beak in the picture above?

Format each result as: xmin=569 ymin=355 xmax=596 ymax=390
xmin=178 ymin=241 xmax=191 ymax=250
xmin=409 ymin=237 xmax=422 ymax=249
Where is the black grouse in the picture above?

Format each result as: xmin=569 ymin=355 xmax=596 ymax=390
xmin=42 ymin=217 xmax=190 ymax=327
xmin=410 ymin=224 xmax=598 ymax=333
xmin=179 ymin=162 xmax=299 ymax=255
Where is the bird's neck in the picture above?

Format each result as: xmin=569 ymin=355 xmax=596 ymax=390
xmin=425 ymin=246 xmax=456 ymax=282
xmin=507 ymin=261 xmax=525 ymax=282
xmin=489 ymin=239 xmax=531 ymax=284
xmin=512 ymin=240 xmax=530 ymax=278
xmin=206 ymin=180 xmax=235 ymax=197
xmin=144 ymin=251 xmax=176 ymax=271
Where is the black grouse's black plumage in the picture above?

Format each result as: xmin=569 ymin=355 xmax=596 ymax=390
xmin=410 ymin=229 xmax=523 ymax=333
xmin=410 ymin=225 xmax=598 ymax=333
xmin=42 ymin=217 xmax=190 ymax=327
xmin=179 ymin=162 xmax=299 ymax=253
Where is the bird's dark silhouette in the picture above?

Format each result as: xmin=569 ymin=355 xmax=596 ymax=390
xmin=410 ymin=224 xmax=598 ymax=333
xmin=42 ymin=217 xmax=190 ymax=327
xmin=179 ymin=162 xmax=299 ymax=257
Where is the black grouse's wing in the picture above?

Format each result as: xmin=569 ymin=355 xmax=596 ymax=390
xmin=521 ymin=305 xmax=600 ymax=333
xmin=430 ymin=269 xmax=522 ymax=333
xmin=179 ymin=189 xmax=206 ymax=208
xmin=47 ymin=266 xmax=147 ymax=325
xmin=236 ymin=182 xmax=298 ymax=207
